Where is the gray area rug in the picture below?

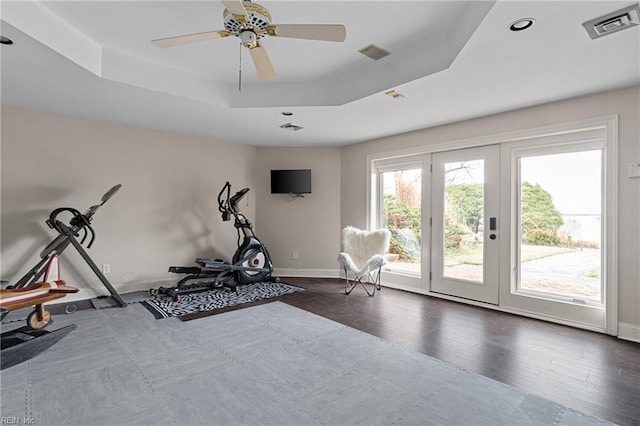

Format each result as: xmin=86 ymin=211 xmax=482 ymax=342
xmin=0 ymin=302 xmax=610 ymax=425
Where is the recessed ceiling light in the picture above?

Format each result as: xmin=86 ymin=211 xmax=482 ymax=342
xmin=281 ymin=111 xmax=293 ymax=116
xmin=509 ymin=18 xmax=535 ymax=32
xmin=0 ymin=36 xmax=14 ymax=45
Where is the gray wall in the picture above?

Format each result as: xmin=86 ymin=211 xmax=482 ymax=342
xmin=341 ymin=86 xmax=640 ymax=328
xmin=254 ymin=146 xmax=341 ymax=275
xmin=1 ymin=86 xmax=638 ymax=334
xmin=1 ymin=107 xmax=256 ymax=300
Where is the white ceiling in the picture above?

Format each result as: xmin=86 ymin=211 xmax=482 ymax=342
xmin=1 ymin=1 xmax=639 ymax=147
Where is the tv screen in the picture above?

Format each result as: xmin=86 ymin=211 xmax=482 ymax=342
xmin=270 ymin=169 xmax=312 ymax=194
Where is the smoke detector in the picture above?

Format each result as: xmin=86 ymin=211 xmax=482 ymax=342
xmin=582 ymin=4 xmax=640 ymax=40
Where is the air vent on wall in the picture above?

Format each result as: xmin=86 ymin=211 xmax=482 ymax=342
xmin=358 ymin=44 xmax=390 ymax=60
xmin=280 ymin=123 xmax=303 ymax=131
xmin=582 ymin=4 xmax=640 ymax=40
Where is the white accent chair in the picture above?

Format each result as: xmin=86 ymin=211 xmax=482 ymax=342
xmin=337 ymin=226 xmax=391 ymax=296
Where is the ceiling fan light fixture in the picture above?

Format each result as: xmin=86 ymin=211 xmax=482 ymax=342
xmin=509 ymin=18 xmax=535 ymax=32
xmin=241 ymin=31 xmax=258 ymax=48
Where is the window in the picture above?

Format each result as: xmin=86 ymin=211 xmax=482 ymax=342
xmin=515 ymin=148 xmax=603 ymax=304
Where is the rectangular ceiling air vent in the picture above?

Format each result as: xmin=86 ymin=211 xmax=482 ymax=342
xmin=582 ymin=4 xmax=640 ymax=40
xmin=358 ymin=44 xmax=390 ymax=61
xmin=280 ymin=123 xmax=303 ymax=131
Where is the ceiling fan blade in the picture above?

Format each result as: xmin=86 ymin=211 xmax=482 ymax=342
xmin=266 ymin=24 xmax=346 ymax=42
xmin=152 ymin=30 xmax=229 ymax=48
xmin=249 ymin=42 xmax=277 ymax=81
xmin=221 ymin=0 xmax=248 ymax=19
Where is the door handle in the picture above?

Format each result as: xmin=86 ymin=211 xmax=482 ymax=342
xmin=490 ymin=234 xmax=497 ymax=240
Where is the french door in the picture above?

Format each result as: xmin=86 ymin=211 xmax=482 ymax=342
xmin=369 ymin=117 xmax=615 ymax=332
xmin=431 ymin=145 xmax=500 ymax=304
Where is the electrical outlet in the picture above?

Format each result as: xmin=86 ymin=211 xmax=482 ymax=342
xmin=292 ymin=251 xmax=299 ymax=260
xmin=101 ymin=264 xmax=111 ymax=274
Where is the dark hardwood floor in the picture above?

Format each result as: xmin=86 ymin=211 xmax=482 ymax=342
xmin=207 ymin=277 xmax=640 ymax=425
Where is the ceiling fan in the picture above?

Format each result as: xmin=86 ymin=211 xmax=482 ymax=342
xmin=152 ymin=0 xmax=346 ymax=85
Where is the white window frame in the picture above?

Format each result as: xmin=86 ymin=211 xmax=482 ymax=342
xmin=368 ymin=154 xmax=431 ymax=292
xmin=511 ymin=141 xmax=605 ymax=306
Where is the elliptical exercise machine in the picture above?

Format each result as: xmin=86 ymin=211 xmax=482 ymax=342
xmin=163 ymin=181 xmax=274 ymax=300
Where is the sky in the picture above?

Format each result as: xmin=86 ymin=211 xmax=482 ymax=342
xmin=520 ymin=150 xmax=602 ymax=215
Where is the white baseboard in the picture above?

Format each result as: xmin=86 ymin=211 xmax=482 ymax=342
xmin=274 ymin=268 xmax=341 ymax=278
xmin=117 ymin=278 xmax=175 ymax=294
xmin=617 ymin=322 xmax=640 ymax=343
xmin=57 ymin=278 xmax=175 ymax=304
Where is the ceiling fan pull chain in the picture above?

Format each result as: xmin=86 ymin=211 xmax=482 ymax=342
xmin=238 ymin=42 xmax=243 ymax=91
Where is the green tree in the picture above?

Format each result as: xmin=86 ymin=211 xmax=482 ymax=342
xmin=445 ymin=184 xmax=483 ymax=234
xmin=383 ymin=194 xmax=421 ymax=261
xmin=521 ymin=182 xmax=563 ymax=244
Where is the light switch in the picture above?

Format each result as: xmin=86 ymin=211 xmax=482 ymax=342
xmin=628 ymin=162 xmax=640 ymax=178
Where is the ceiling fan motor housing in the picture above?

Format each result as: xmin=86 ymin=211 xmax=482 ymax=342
xmin=223 ymin=1 xmax=271 ymax=40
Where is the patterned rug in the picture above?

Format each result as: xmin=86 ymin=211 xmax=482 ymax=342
xmin=140 ymin=281 xmax=304 ymax=320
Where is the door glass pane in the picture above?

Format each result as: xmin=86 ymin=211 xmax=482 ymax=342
xmin=518 ymin=150 xmax=602 ymax=302
xmin=443 ymin=160 xmax=484 ymax=283
xmin=381 ymin=169 xmax=421 ymax=276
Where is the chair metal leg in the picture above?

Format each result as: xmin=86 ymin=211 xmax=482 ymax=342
xmin=344 ymin=267 xmax=379 ymax=297
xmin=343 ymin=266 xmax=354 ymax=295
xmin=374 ymin=266 xmax=382 ymax=291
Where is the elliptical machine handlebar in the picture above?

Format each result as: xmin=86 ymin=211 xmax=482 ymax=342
xmin=229 ymin=188 xmax=249 ymax=213
xmin=218 ymin=181 xmax=250 ymax=221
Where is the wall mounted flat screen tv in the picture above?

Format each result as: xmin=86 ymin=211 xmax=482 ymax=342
xmin=270 ymin=169 xmax=311 ymax=194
